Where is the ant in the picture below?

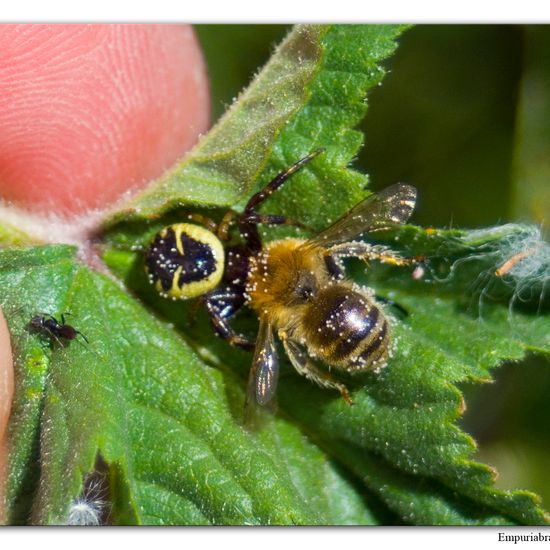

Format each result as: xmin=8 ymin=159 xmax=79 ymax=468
xmin=28 ymin=313 xmax=89 ymax=346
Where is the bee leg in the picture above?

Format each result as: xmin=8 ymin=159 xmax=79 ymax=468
xmin=280 ymin=334 xmax=352 ymax=405
xmin=323 ymin=253 xmax=345 ymax=280
xmin=328 ymin=242 xmax=416 ymax=267
xmin=203 ymin=290 xmax=254 ymax=350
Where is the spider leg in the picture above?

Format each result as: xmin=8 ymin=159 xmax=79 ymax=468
xmin=203 ymin=287 xmax=254 ymax=350
xmin=239 ymin=149 xmax=324 ymax=253
xmin=75 ymin=330 xmax=90 ymax=344
xmin=243 ymin=149 xmax=324 ymax=213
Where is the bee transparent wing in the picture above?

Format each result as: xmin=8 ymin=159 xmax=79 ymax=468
xmin=245 ymin=317 xmax=279 ymax=413
xmin=307 ymin=183 xmax=417 ymax=248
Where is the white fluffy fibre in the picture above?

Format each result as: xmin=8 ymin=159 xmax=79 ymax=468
xmin=66 ymin=499 xmax=104 ymax=526
xmin=474 ymin=225 xmax=549 ymax=311
xmin=65 ymin=474 xmax=109 ymax=526
xmin=493 ymin=226 xmax=550 ymax=283
xmin=432 ymin=224 xmax=550 ymax=315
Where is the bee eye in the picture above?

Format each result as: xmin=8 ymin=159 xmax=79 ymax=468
xmin=296 ymin=284 xmax=315 ymax=302
xmin=292 ymin=271 xmax=318 ymax=303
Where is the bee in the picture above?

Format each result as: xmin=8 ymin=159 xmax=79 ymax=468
xmin=244 ymin=181 xmax=416 ymax=409
xmin=145 ymin=150 xmax=417 ymax=410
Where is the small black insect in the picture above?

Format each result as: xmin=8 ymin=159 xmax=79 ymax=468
xmin=28 ymin=313 xmax=89 ymax=345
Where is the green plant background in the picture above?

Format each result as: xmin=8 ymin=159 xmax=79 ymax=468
xmin=195 ymin=24 xmax=550 ymax=510
xmin=2 ymin=24 xmax=548 ymax=526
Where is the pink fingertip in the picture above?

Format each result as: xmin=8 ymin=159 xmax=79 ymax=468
xmin=0 ymin=24 xmax=210 ymax=217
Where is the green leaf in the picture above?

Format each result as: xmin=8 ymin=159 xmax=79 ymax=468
xmin=246 ymin=24 xmax=410 ymax=235
xmin=102 ymin=219 xmax=550 ymax=525
xmin=3 ymin=24 xmax=549 ymax=526
xmin=4 ymin=245 xmax=372 ymax=525
xmin=0 ymin=218 xmax=38 ymax=247
xmin=104 ymin=25 xmax=329 ymax=225
xmin=195 ymin=25 xmax=290 ymax=122
xmin=103 ymin=24 xmax=407 ymax=241
xmin=276 ymin=290 xmax=549 ymax=525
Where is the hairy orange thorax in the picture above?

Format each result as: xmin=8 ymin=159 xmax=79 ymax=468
xmin=246 ymin=238 xmax=330 ymax=326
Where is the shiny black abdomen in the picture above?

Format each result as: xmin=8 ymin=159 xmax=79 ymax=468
xmin=303 ymin=285 xmax=389 ymax=370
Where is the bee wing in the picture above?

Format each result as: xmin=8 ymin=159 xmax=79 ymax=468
xmin=306 ymin=183 xmax=416 ymax=248
xmin=245 ymin=317 xmax=279 ymax=412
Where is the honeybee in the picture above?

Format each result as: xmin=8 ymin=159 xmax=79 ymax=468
xmin=145 ymin=150 xmax=417 ymax=411
xmin=244 ymin=179 xmax=416 ymax=409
